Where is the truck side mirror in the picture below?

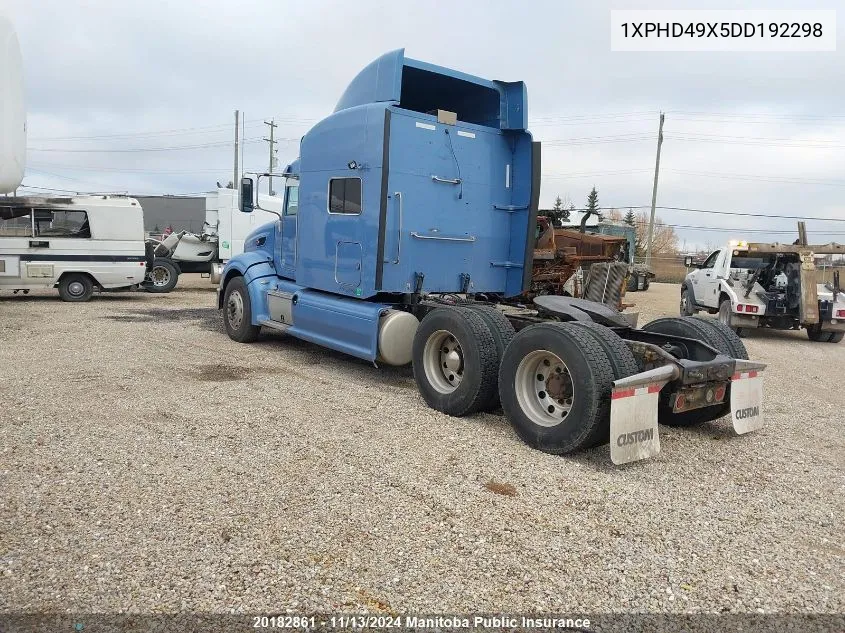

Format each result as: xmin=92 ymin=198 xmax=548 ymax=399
xmin=684 ymin=255 xmax=693 ymax=268
xmin=240 ymin=177 xmax=254 ymax=213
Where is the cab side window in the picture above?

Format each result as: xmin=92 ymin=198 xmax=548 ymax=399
xmin=702 ymin=250 xmax=720 ymax=269
xmin=284 ymin=186 xmax=299 ymax=216
xmin=328 ymin=178 xmax=362 ymax=215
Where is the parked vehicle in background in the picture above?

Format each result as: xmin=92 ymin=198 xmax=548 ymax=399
xmin=590 ymin=221 xmax=654 ymax=292
xmin=681 ymin=238 xmax=845 ymax=343
xmin=530 ymin=217 xmax=631 ymax=310
xmin=0 ymin=196 xmax=148 ymax=301
xmin=218 ymin=49 xmax=766 ymax=465
xmin=144 ymin=188 xmax=280 ymax=293
xmin=0 ymin=15 xmax=148 ymax=302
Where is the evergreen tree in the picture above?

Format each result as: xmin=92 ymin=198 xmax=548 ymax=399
xmin=548 ymin=195 xmax=571 ymax=226
xmin=624 ymin=208 xmax=635 ymax=226
xmin=580 ymin=187 xmax=601 ymax=232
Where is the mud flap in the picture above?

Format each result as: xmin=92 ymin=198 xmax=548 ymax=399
xmin=610 ymin=382 xmax=665 ymax=465
xmin=730 ymin=370 xmax=764 ymax=434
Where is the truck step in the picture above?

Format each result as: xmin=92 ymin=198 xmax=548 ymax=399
xmin=258 ymin=319 xmax=290 ymax=333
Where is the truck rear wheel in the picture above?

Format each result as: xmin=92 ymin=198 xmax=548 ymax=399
xmin=641 ymin=316 xmax=735 ymax=427
xmin=58 ymin=273 xmax=94 ymax=302
xmin=690 ymin=316 xmax=748 ymax=359
xmin=566 ymin=321 xmax=640 ymax=447
xmin=464 ymin=305 xmax=515 ymax=411
xmin=807 ymin=325 xmax=844 ymax=343
xmin=718 ymin=299 xmax=744 ymax=337
xmin=223 ymin=276 xmax=260 ymax=343
xmin=643 ymin=316 xmax=727 ymax=355
xmin=498 ymin=323 xmax=615 ymax=454
xmin=412 ymin=308 xmax=498 ymax=417
xmin=144 ymin=257 xmax=179 ymax=293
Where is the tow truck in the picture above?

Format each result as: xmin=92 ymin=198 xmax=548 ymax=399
xmin=682 ymin=236 xmax=845 ymax=343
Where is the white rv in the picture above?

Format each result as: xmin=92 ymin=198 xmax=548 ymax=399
xmin=0 ymin=196 xmax=148 ymax=301
xmin=0 ymin=14 xmax=155 ymax=302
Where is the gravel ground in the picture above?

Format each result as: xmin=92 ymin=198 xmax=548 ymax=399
xmin=1 ymin=279 xmax=843 ymax=619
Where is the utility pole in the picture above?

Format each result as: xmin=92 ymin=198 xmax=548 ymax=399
xmin=264 ymin=118 xmax=278 ymax=195
xmin=645 ymin=111 xmax=665 ymax=269
xmin=233 ymin=110 xmax=240 ymax=192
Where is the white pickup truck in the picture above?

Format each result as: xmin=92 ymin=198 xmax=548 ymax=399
xmin=681 ymin=240 xmax=845 ymax=343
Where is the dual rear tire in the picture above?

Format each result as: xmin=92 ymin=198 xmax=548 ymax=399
xmin=413 ymin=309 xmax=637 ymax=455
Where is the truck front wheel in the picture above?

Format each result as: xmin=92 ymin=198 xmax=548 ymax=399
xmin=412 ymin=308 xmax=498 ymax=417
xmin=223 ymin=276 xmax=260 ymax=343
xmin=144 ymin=258 xmax=179 ymax=293
xmin=680 ymin=288 xmax=696 ymax=316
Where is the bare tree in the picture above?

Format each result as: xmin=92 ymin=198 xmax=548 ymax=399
xmin=605 ymin=208 xmax=623 ymax=222
xmin=634 ymin=210 xmax=679 ymax=256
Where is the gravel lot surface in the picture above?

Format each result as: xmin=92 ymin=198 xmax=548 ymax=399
xmin=1 ymin=279 xmax=842 ymax=619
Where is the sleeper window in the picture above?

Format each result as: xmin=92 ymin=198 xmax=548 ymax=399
xmin=328 ymin=178 xmax=362 ymax=215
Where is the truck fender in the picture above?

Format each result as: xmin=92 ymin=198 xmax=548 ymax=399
xmin=681 ymin=281 xmax=699 ymax=307
xmin=218 ymin=254 xmax=276 ymax=313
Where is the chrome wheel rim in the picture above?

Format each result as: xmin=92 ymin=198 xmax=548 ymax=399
xmin=151 ymin=266 xmax=171 ymax=287
xmin=680 ymin=293 xmax=688 ymax=314
xmin=67 ymin=281 xmax=85 ymax=297
xmin=515 ymin=350 xmax=573 ymax=427
xmin=227 ymin=290 xmax=245 ymax=331
xmin=423 ymin=329 xmax=464 ymax=394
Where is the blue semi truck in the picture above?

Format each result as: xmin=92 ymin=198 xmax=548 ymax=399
xmin=218 ymin=50 xmax=766 ymax=464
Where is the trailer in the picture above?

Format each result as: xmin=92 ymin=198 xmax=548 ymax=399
xmin=218 ymin=50 xmax=766 ymax=464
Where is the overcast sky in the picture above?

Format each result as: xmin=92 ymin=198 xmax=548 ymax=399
xmin=6 ymin=0 xmax=845 ymax=251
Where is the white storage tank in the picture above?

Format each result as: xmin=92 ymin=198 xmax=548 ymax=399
xmin=0 ymin=12 xmax=26 ymax=194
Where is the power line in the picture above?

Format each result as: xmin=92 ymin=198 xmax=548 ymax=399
xmin=664 ymin=134 xmax=845 ymax=149
xmin=658 ymin=205 xmax=845 ymax=223
xmin=667 ymin=110 xmax=845 ymax=121
xmin=667 ymin=169 xmax=845 ymax=187
xmin=548 ymin=205 xmax=845 ymax=223
xmin=532 ymin=111 xmax=658 ymax=122
xmin=25 ymin=137 xmax=285 ymax=153
xmin=626 ymin=218 xmax=845 ymax=235
xmin=30 ymin=162 xmax=232 ymax=174
xmin=542 ymin=168 xmax=652 ymax=178
xmin=29 ymin=115 xmax=314 ymax=142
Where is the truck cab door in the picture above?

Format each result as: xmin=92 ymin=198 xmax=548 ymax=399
xmin=278 ymin=182 xmax=298 ymax=280
xmin=696 ymin=249 xmax=722 ymax=308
